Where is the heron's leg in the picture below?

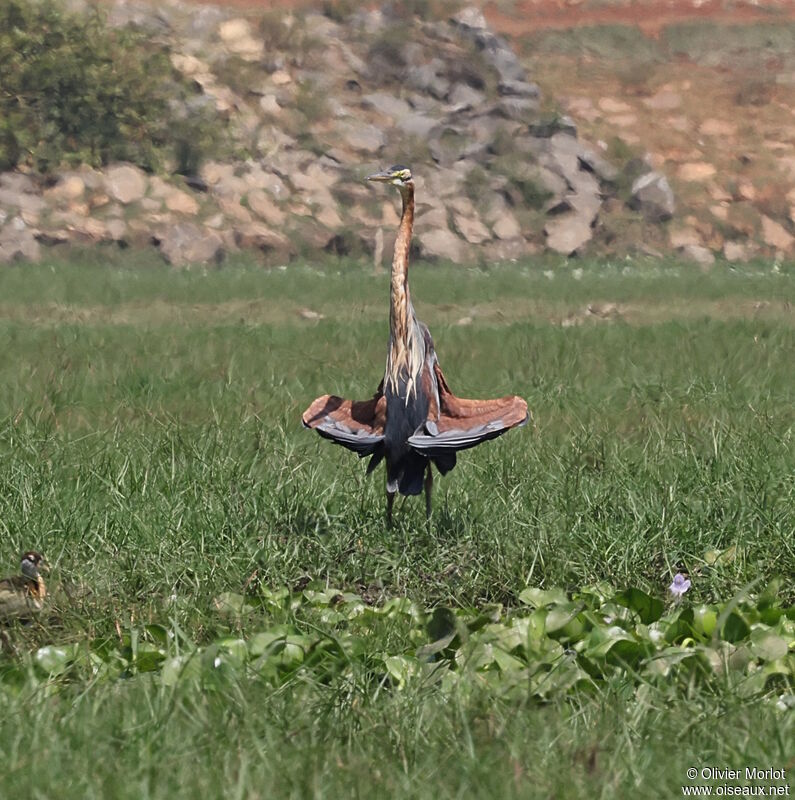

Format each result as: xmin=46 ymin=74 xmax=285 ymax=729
xmin=424 ymin=463 xmax=433 ymax=520
xmin=386 ymin=488 xmax=396 ymax=527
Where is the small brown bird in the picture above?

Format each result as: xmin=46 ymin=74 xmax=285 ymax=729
xmin=0 ymin=551 xmax=48 ymax=621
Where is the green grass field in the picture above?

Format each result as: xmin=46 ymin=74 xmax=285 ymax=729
xmin=0 ymin=253 xmax=792 ymax=798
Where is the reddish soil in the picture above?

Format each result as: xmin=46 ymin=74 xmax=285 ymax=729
xmin=483 ymin=0 xmax=795 ymax=38
xmin=183 ymin=0 xmax=795 ymax=38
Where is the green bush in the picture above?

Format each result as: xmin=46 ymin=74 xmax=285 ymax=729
xmin=0 ymin=0 xmax=223 ymax=173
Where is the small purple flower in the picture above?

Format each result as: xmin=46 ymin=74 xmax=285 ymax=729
xmin=669 ymin=573 xmax=691 ymax=599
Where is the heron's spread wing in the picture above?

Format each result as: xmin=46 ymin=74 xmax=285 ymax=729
xmin=302 ymin=392 xmax=386 ymax=457
xmin=408 ymin=363 xmax=529 ymax=457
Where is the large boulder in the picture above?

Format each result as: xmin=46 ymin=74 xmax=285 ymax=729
xmin=630 ymin=172 xmax=675 ymax=222
xmin=545 ymin=214 xmax=593 ymax=255
xmin=157 ymin=222 xmax=224 ymax=267
xmin=105 ymin=165 xmax=148 ymax=205
xmin=679 ymin=244 xmax=715 ymax=268
xmin=164 ymin=189 xmax=200 ymax=215
xmin=406 ymin=61 xmax=450 ymax=100
xmin=234 ymin=222 xmax=291 ymax=253
xmin=0 ymin=172 xmax=44 ymax=214
xmin=0 ymin=218 xmax=41 ymax=263
xmin=218 ymin=18 xmax=265 ymax=61
xmin=416 ymin=228 xmax=465 ymax=262
xmin=761 ymin=215 xmax=794 ymax=252
xmin=453 ymin=212 xmax=491 ymax=244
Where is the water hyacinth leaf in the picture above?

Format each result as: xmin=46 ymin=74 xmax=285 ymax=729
xmin=760 ymin=607 xmax=786 ymax=626
xmin=217 ymin=638 xmax=248 ymax=665
xmin=525 ymin=609 xmax=547 ymax=653
xmin=377 ymin=597 xmax=422 ymax=619
xmin=35 ymin=645 xmax=74 ymax=676
xmin=545 ymin=602 xmax=583 ymax=634
xmin=615 ymin=587 xmax=664 ymax=624
xmin=705 ymin=545 xmax=738 ymax=566
xmin=459 ymin=641 xmax=498 ymax=671
xmin=418 ymin=607 xmax=463 ymax=658
xmin=542 ymin=658 xmax=595 ymax=694
xmin=491 ymin=646 xmax=525 ymax=672
xmin=145 ymin=624 xmax=170 ymax=646
xmin=721 ymin=611 xmax=751 ymax=643
xmin=384 ymin=655 xmax=418 ymax=689
xmin=645 ymin=647 xmax=706 ymax=678
xmin=736 ymin=660 xmax=793 ymax=699
xmin=664 ymin=608 xmax=695 ymax=644
xmin=467 ymin=604 xmax=502 ymax=633
xmin=576 ymin=582 xmax=615 ymax=607
xmin=750 ymin=629 xmax=789 ymax=662
xmin=160 ymin=653 xmax=202 ymax=687
xmin=586 ymin=630 xmax=648 ymax=666
xmin=757 ymin=578 xmax=782 ymax=611
xmin=692 ymin=606 xmax=718 ymax=638
xmin=133 ymin=644 xmax=167 ymax=673
xmin=213 ymin=592 xmax=254 ymax=616
xmin=427 ymin=607 xmax=458 ymax=641
xmin=728 ymin=645 xmax=754 ymax=672
xmin=248 ymin=627 xmax=299 ymax=657
xmin=560 ymin=613 xmax=588 ymax=641
xmin=519 ymin=586 xmax=569 ymax=608
xmin=487 ymin=622 xmax=526 ymax=653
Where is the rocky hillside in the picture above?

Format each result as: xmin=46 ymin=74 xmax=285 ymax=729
xmin=2 ymin=1 xmax=683 ymax=266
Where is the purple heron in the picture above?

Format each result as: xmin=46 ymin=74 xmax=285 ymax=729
xmin=302 ymin=165 xmax=528 ymax=523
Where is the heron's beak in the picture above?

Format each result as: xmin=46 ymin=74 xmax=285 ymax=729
xmin=366 ymin=169 xmax=393 ymax=183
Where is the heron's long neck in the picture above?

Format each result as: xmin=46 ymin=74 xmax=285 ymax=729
xmin=390 ymin=183 xmax=414 ymax=348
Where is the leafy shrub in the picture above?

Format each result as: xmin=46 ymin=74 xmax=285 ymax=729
xmin=0 ymin=0 xmax=224 ymax=173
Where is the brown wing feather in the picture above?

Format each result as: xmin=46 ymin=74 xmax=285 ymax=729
xmin=434 ymin=363 xmax=528 ymax=431
xmin=302 ymin=391 xmax=386 ymax=456
xmin=407 ymin=362 xmax=529 ymax=455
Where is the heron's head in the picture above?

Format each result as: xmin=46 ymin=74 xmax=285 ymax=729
xmin=21 ymin=551 xmax=47 ymax=580
xmin=366 ymin=165 xmax=413 ymax=188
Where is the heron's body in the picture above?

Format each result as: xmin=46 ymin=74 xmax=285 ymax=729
xmin=303 ymin=166 xmax=528 ymax=520
xmin=0 ymin=551 xmax=47 ymax=621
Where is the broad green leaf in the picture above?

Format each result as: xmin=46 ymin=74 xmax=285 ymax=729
xmin=519 ymin=586 xmax=569 ymax=608
xmin=217 ymin=638 xmax=248 ymax=665
xmin=705 ymin=545 xmax=738 ymax=566
xmin=160 ymin=653 xmax=202 ymax=686
xmin=615 ymin=587 xmax=664 ymax=624
xmin=721 ymin=611 xmax=751 ymax=643
xmin=384 ymin=655 xmax=418 ymax=688
xmin=664 ymin=608 xmax=695 ymax=644
xmin=213 ymin=592 xmax=254 ymax=616
xmin=133 ymin=644 xmax=166 ymax=673
xmin=750 ymin=629 xmax=788 ymax=661
xmin=757 ymin=578 xmax=783 ymax=611
xmin=145 ymin=624 xmax=170 ymax=646
xmin=545 ymin=602 xmax=582 ymax=633
xmin=692 ymin=605 xmax=718 ymax=638
xmin=419 ymin=607 xmax=464 ymax=659
xmin=35 ymin=646 xmax=73 ymax=676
